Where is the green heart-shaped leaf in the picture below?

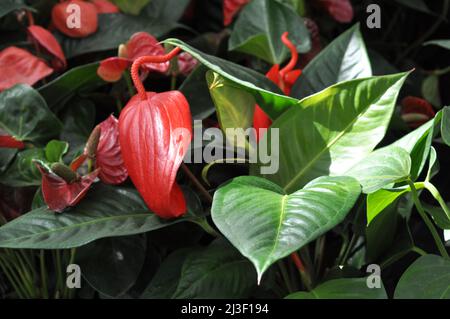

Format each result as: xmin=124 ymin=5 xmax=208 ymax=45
xmin=45 ymin=140 xmax=69 ymax=163
xmin=292 ymin=24 xmax=371 ymax=100
xmin=211 ymin=175 xmax=360 ymax=282
xmin=228 ymin=0 xmax=310 ymax=64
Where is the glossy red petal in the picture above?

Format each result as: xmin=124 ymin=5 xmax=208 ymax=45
xmin=27 ymin=25 xmax=67 ymax=71
xmin=91 ymin=0 xmax=119 ymax=13
xmin=318 ymin=0 xmax=354 ymax=23
xmin=282 ymin=69 xmax=302 ymax=95
xmin=119 ymin=91 xmax=192 ymax=218
xmin=37 ymin=164 xmax=99 ymax=213
xmin=177 ymin=52 xmax=198 ymax=76
xmin=253 ymin=105 xmax=272 ymax=142
xmin=95 ymin=115 xmax=128 ymax=185
xmin=97 ymin=57 xmax=131 ymax=82
xmin=0 ymin=46 xmax=53 ymax=92
xmin=223 ymin=0 xmax=250 ymax=26
xmin=52 ymin=0 xmax=98 ymax=38
xmin=265 ymin=64 xmax=281 ymax=86
xmin=0 ymin=135 xmax=25 ymax=149
xmin=126 ymin=32 xmax=168 ymax=73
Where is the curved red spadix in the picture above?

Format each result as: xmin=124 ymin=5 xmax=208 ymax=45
xmin=119 ymin=91 xmax=192 ymax=218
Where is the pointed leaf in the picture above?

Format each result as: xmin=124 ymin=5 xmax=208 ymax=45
xmin=211 ymin=175 xmax=360 ymax=281
xmin=367 ymin=187 xmax=410 ymax=225
xmin=292 ymin=24 xmax=371 ymax=100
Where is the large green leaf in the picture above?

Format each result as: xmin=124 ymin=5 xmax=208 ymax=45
xmin=56 ymin=14 xmax=175 ymax=59
xmin=111 ymin=0 xmax=150 ymax=15
xmin=0 ymin=148 xmax=45 ymax=187
xmin=345 ymin=146 xmax=411 ymax=194
xmin=292 ymin=24 xmax=372 ymax=100
xmin=163 ymin=38 xmax=298 ymax=119
xmin=211 ymin=175 xmax=360 ymax=282
xmin=286 ymin=277 xmax=387 ymax=299
xmin=424 ymin=40 xmax=450 ymax=50
xmin=0 ymin=184 xmax=186 ymax=249
xmin=394 ymin=254 xmax=450 ymax=299
xmin=39 ymin=63 xmax=104 ymax=110
xmin=423 ymin=203 xmax=450 ymax=230
xmin=366 ymin=187 xmax=410 ymax=226
xmin=228 ymin=0 xmax=310 ymax=64
xmin=252 ymin=72 xmax=409 ymax=193
xmin=0 ymin=148 xmax=17 ymax=174
xmin=172 ymin=239 xmax=256 ymax=298
xmin=142 ymin=0 xmax=190 ymax=22
xmin=179 ymin=66 xmax=216 ymax=120
xmin=0 ymin=84 xmax=62 ymax=144
xmin=77 ymin=235 xmax=146 ymax=297
xmin=441 ymin=106 xmax=450 ymax=146
xmin=0 ymin=0 xmax=35 ymax=18
xmin=206 ymin=71 xmax=255 ymax=136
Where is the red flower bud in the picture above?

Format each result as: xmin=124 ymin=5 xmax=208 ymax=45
xmin=52 ymin=0 xmax=98 ymax=38
xmin=401 ymin=96 xmax=435 ymax=128
xmin=0 ymin=134 xmax=25 ymax=149
xmin=27 ymin=25 xmax=67 ymax=71
xmin=119 ymin=48 xmax=192 ymax=218
xmin=91 ymin=0 xmax=119 ymax=13
xmin=223 ymin=0 xmax=250 ymax=26
xmin=0 ymin=46 xmax=53 ymax=92
xmin=318 ymin=0 xmax=353 ymax=23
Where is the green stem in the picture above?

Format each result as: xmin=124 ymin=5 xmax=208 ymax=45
xmin=40 ymin=250 xmax=48 ymax=299
xmin=411 ymin=246 xmax=428 ymax=256
xmin=0 ymin=253 xmax=29 ymax=298
xmin=424 ymin=181 xmax=450 ymax=220
xmin=195 ymin=218 xmax=220 ymax=238
xmin=407 ymin=179 xmax=449 ymax=259
xmin=278 ymin=260 xmax=294 ymax=294
xmin=64 ymin=248 xmax=77 ymax=299
xmin=123 ymin=70 xmax=135 ymax=97
xmin=170 ymin=73 xmax=177 ymax=91
xmin=0 ymin=253 xmax=26 ymax=299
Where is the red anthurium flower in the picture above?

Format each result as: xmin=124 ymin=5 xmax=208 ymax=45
xmin=318 ymin=0 xmax=353 ymax=23
xmin=93 ymin=115 xmax=128 ymax=184
xmin=223 ymin=0 xmax=250 ymax=26
xmin=177 ymin=52 xmax=198 ymax=76
xmin=0 ymin=135 xmax=25 ymax=149
xmin=119 ymin=48 xmax=193 ymax=218
xmin=253 ymin=32 xmax=302 ymax=141
xmin=97 ymin=32 xmax=168 ymax=82
xmin=401 ymin=96 xmax=436 ymax=128
xmin=27 ymin=25 xmax=67 ymax=71
xmin=52 ymin=0 xmax=98 ymax=38
xmin=36 ymin=162 xmax=100 ymax=213
xmin=91 ymin=0 xmax=119 ymax=13
xmin=0 ymin=46 xmax=53 ymax=92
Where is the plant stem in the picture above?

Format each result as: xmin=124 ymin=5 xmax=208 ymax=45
xmin=123 ymin=70 xmax=135 ymax=97
xmin=407 ymin=179 xmax=449 ymax=259
xmin=181 ymin=163 xmax=213 ymax=203
xmin=277 ymin=260 xmax=294 ymax=294
xmin=40 ymin=250 xmax=48 ymax=299
xmin=424 ymin=181 xmax=450 ymax=220
xmin=411 ymin=246 xmax=427 ymax=256
xmin=170 ymin=73 xmax=177 ymax=91
xmin=195 ymin=218 xmax=220 ymax=237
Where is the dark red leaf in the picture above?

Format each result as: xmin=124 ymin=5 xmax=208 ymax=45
xmin=0 ymin=46 xmax=53 ymax=92
xmin=52 ymin=0 xmax=98 ymax=38
xmin=119 ymin=91 xmax=192 ymax=218
xmin=91 ymin=0 xmax=120 ymax=13
xmin=223 ymin=0 xmax=250 ymax=26
xmin=37 ymin=163 xmax=99 ymax=213
xmin=318 ymin=0 xmax=354 ymax=23
xmin=97 ymin=57 xmax=131 ymax=82
xmin=95 ymin=115 xmax=128 ymax=185
xmin=27 ymin=25 xmax=67 ymax=70
xmin=125 ymin=32 xmax=169 ymax=73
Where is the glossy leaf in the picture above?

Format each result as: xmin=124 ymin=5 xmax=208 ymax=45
xmin=172 ymin=239 xmax=256 ymax=298
xmin=423 ymin=204 xmax=450 ymax=230
xmin=163 ymin=38 xmax=298 ymax=119
xmin=345 ymin=146 xmax=411 ymax=194
xmin=0 ymin=0 xmax=35 ymax=18
xmin=394 ymin=254 xmax=450 ymax=299
xmin=229 ymin=0 xmax=310 ymax=64
xmin=211 ymin=175 xmax=360 ymax=281
xmin=0 ymin=148 xmax=17 ymax=173
xmin=142 ymin=0 xmax=190 ymax=22
xmin=119 ymin=91 xmax=192 ymax=218
xmin=424 ymin=40 xmax=450 ymax=50
xmin=111 ymin=0 xmax=150 ymax=15
xmin=252 ymin=72 xmax=409 ymax=193
xmin=291 ymin=24 xmax=371 ymax=100
xmin=77 ymin=235 xmax=146 ymax=297
xmin=422 ymin=75 xmax=441 ymax=107
xmin=286 ymin=277 xmax=387 ymax=299
xmin=367 ymin=187 xmax=410 ymax=226
xmin=0 ymin=84 xmax=62 ymax=143
xmin=57 ymin=13 xmax=175 ymax=59
xmin=0 ymin=47 xmax=53 ymax=92
xmin=39 ymin=63 xmax=104 ymax=110
xmin=0 ymin=148 xmax=45 ymax=187
xmin=206 ymin=71 xmax=255 ymax=139
xmin=0 ymin=184 xmax=185 ymax=249
xmin=441 ymin=106 xmax=450 ymax=146
xmin=45 ymin=140 xmax=69 ymax=163
xmin=95 ymin=115 xmax=128 ymax=185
